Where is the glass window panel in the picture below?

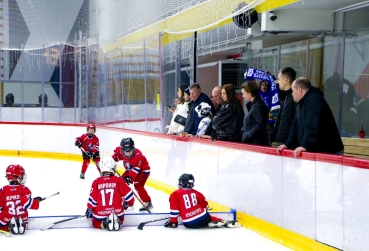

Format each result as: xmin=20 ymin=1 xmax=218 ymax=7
xmin=280 ymin=41 xmax=307 ymax=79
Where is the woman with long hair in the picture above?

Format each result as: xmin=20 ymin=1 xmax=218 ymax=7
xmin=167 ymin=85 xmax=190 ymax=134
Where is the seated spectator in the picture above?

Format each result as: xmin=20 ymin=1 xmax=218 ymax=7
xmin=240 ymin=81 xmax=269 ymax=146
xmin=207 ymin=84 xmax=242 ymax=142
xmin=167 ymin=85 xmax=189 ymax=134
xmin=194 ymin=102 xmax=213 ymax=136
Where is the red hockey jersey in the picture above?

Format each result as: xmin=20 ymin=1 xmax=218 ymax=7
xmin=0 ymin=184 xmax=39 ymax=223
xmin=87 ymin=175 xmax=134 ymax=220
xmin=112 ymin=147 xmax=150 ymax=181
xmin=75 ymin=134 xmax=99 ymax=153
xmin=169 ymin=188 xmax=209 ymax=224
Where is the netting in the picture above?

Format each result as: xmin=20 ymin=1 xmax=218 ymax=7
xmin=102 ymin=0 xmax=265 ymax=51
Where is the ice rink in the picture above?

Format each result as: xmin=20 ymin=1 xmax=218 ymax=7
xmin=0 ymin=156 xmax=292 ymax=250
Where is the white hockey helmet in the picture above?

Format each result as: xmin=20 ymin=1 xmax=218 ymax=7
xmin=100 ymin=157 xmax=116 ymax=174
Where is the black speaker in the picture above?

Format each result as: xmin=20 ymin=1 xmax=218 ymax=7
xmin=5 ymin=93 xmax=14 ymax=106
xmin=233 ymin=2 xmax=258 ymax=29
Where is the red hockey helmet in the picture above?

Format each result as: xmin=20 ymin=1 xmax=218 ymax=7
xmin=86 ymin=124 xmax=96 ymax=132
xmin=6 ymin=164 xmax=27 ymax=184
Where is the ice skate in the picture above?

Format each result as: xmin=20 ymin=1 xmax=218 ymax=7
xmin=208 ymin=220 xmax=227 ymax=228
xmin=8 ymin=217 xmax=19 ymax=234
xmin=103 ymin=213 xmax=120 ymax=231
xmin=112 ymin=213 xmax=120 ymax=231
xmin=123 ymin=202 xmax=135 ymax=212
xmin=139 ymin=201 xmax=153 ymax=212
xmin=80 ymin=173 xmax=85 ymax=180
xmin=102 ymin=215 xmax=113 ymax=231
xmin=225 ymin=220 xmax=241 ymax=228
xmin=18 ymin=218 xmax=25 ymax=234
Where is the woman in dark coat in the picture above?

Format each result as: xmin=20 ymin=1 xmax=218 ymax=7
xmin=210 ymin=84 xmax=242 ymax=142
xmin=240 ymin=81 xmax=269 ymax=146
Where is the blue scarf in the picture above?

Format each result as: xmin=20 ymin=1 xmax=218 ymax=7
xmin=244 ymin=68 xmax=280 ymax=122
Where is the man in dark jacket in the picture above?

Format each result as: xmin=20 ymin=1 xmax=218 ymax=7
xmin=188 ymin=83 xmax=215 ymax=135
xmin=270 ymin=67 xmax=296 ymax=145
xmin=277 ymin=77 xmax=344 ymax=157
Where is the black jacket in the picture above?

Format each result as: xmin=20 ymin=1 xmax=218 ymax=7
xmin=212 ymin=103 xmax=241 ymax=142
xmin=241 ymin=95 xmax=269 ymax=146
xmin=285 ymin=87 xmax=344 ymax=154
xmin=270 ymin=89 xmax=296 ymax=143
xmin=184 ymin=101 xmax=195 ymax=133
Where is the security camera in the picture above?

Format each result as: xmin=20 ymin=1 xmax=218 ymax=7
xmin=269 ymin=11 xmax=277 ymax=21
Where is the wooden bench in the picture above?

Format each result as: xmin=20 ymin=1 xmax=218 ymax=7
xmin=342 ymin=137 xmax=369 ymax=159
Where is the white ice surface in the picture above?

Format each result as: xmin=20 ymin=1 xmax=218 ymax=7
xmin=0 ymin=156 xmax=292 ymax=250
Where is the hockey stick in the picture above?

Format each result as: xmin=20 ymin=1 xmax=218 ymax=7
xmin=132 ymin=190 xmax=151 ymax=214
xmin=137 ymin=216 xmax=170 ymax=230
xmin=42 ymin=191 xmax=60 ymax=201
xmin=115 ymin=172 xmax=151 ymax=213
xmin=40 ymin=214 xmax=87 ymax=231
xmin=80 ymin=147 xmax=100 ymax=170
xmin=0 ymin=229 xmax=11 ymax=237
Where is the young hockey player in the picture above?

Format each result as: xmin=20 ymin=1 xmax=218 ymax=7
xmin=164 ymin=173 xmax=241 ymax=229
xmin=112 ymin=137 xmax=153 ymax=211
xmin=75 ymin=124 xmax=101 ymax=179
xmin=0 ymin=164 xmax=44 ymax=235
xmin=195 ymin=102 xmax=212 ymax=136
xmin=85 ymin=157 xmax=134 ymax=231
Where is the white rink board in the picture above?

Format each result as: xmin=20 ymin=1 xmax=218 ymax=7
xmin=0 ymin=124 xmax=369 ymax=251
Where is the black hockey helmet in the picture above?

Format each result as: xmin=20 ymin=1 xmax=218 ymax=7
xmin=178 ymin=173 xmax=195 ymax=188
xmin=120 ymin=137 xmax=135 ymax=158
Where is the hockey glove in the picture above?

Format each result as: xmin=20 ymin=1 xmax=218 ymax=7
xmin=33 ymin=196 xmax=44 ymax=202
xmin=76 ymin=141 xmax=82 ymax=149
xmin=87 ymin=152 xmax=94 ymax=159
xmin=164 ymin=220 xmax=178 ymax=228
xmin=85 ymin=208 xmax=93 ymax=218
xmin=124 ymin=176 xmax=132 ymax=185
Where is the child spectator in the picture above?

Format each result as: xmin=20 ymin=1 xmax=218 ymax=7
xmin=195 ymin=102 xmax=212 ymax=136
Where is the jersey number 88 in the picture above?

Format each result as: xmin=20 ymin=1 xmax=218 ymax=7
xmin=183 ymin=193 xmax=198 ymax=209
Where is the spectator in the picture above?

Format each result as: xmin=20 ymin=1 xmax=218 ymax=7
xmin=195 ymin=102 xmax=212 ymax=136
xmin=270 ymin=67 xmax=297 ymax=146
xmin=240 ymin=81 xmax=269 ymax=146
xmin=277 ymin=77 xmax=344 ymax=157
xmin=259 ymin=80 xmax=275 ymax=135
xmin=167 ymin=85 xmax=189 ymax=134
xmin=188 ymin=83 xmax=215 ymax=135
xmin=210 ymin=84 xmax=242 ymax=142
xmin=211 ymin=86 xmax=222 ymax=114
xmin=183 ymin=88 xmax=195 ymax=135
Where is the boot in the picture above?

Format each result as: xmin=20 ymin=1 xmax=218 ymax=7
xmin=208 ymin=220 xmax=227 ymax=228
xmin=8 ymin=217 xmax=19 ymax=234
xmin=18 ymin=218 xmax=25 ymax=234
xmin=139 ymin=201 xmax=153 ymax=212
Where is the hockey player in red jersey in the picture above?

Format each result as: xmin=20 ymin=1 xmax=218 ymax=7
xmin=0 ymin=164 xmax=44 ymax=235
xmin=164 ymin=173 xmax=241 ymax=229
xmin=112 ymin=137 xmax=153 ymax=211
xmin=75 ymin=124 xmax=101 ymax=179
xmin=85 ymin=157 xmax=135 ymax=231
